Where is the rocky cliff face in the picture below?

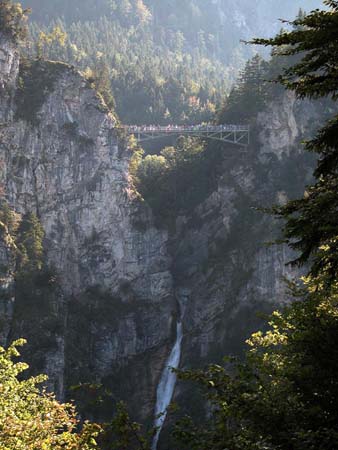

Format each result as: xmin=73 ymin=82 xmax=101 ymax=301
xmin=0 ymin=33 xmax=174 ymax=417
xmin=0 ymin=31 xmax=319 ymax=438
xmin=0 ymin=33 xmax=19 ymax=121
xmin=156 ymin=88 xmax=322 ymax=448
xmin=0 ymin=215 xmax=16 ymax=345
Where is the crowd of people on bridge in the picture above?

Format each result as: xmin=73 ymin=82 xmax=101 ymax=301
xmin=123 ymin=124 xmax=249 ymax=133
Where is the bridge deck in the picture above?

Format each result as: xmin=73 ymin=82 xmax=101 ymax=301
xmin=120 ymin=124 xmax=250 ymax=146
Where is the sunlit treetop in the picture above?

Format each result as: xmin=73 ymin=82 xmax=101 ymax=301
xmin=0 ymin=0 xmax=30 ymax=43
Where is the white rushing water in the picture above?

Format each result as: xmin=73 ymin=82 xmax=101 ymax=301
xmin=152 ymin=321 xmax=183 ymax=450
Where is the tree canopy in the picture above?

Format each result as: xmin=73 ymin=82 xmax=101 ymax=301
xmin=0 ymin=0 xmax=29 ymax=42
xmin=251 ymin=0 xmax=338 ymax=282
xmin=173 ymin=2 xmax=338 ymax=449
xmin=174 ymin=277 xmax=338 ymax=450
xmin=0 ymin=339 xmax=101 ymax=450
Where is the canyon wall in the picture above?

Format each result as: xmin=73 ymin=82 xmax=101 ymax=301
xmin=0 ymin=32 xmax=321 ymax=441
xmin=0 ymin=33 xmax=174 ymax=420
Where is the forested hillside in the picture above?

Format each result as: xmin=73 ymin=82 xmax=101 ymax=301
xmin=19 ymin=0 xmax=321 ymax=124
xmin=22 ymin=0 xmax=321 ymax=58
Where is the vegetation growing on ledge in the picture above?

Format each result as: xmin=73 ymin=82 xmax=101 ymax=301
xmin=0 ymin=202 xmax=61 ymax=332
xmin=0 ymin=0 xmax=29 ymax=43
xmin=130 ymin=136 xmax=226 ymax=225
xmin=0 ymin=201 xmax=19 ymax=288
xmin=0 ymin=200 xmax=20 ymax=237
xmin=83 ymin=62 xmax=117 ymax=114
xmin=15 ymin=59 xmax=71 ymax=124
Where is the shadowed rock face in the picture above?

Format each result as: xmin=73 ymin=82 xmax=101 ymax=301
xmin=0 ymin=35 xmax=19 ymax=89
xmin=0 ymin=30 xmax=320 ymax=432
xmin=156 ymin=91 xmax=322 ymax=449
xmin=0 ymin=34 xmax=19 ymax=121
xmin=0 ymin=219 xmax=16 ymax=345
xmin=0 ymin=32 xmax=175 ymax=416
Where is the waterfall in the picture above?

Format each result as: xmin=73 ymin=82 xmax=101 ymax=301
xmin=151 ymin=320 xmax=183 ymax=450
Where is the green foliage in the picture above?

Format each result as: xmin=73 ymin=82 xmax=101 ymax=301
xmin=35 ymin=25 xmax=67 ymax=59
xmin=0 ymin=201 xmax=19 ymax=286
xmin=131 ymin=136 xmax=213 ymax=223
xmin=16 ymin=212 xmax=44 ymax=274
xmin=22 ymin=13 xmax=228 ymax=124
xmin=0 ymin=0 xmax=29 ymax=42
xmin=83 ymin=62 xmax=116 ymax=112
xmin=103 ymin=402 xmax=152 ymax=450
xmin=219 ymin=54 xmax=270 ymax=124
xmin=174 ymin=278 xmax=338 ymax=450
xmin=250 ymin=0 xmax=338 ymax=283
xmin=0 ymin=339 xmax=102 ymax=450
xmin=0 ymin=200 xmax=20 ymax=236
xmin=252 ymin=2 xmax=338 ymax=102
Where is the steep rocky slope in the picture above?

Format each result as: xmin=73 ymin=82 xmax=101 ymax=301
xmin=0 ymin=32 xmax=175 ymax=420
xmin=176 ymin=89 xmax=328 ymax=355
xmin=0 ymin=29 xmax=324 ymax=441
xmin=156 ymin=89 xmax=324 ymax=448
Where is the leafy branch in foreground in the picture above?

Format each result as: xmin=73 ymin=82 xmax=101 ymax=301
xmin=105 ymin=401 xmax=152 ymax=450
xmin=174 ymin=3 xmax=338 ymax=450
xmin=0 ymin=339 xmax=102 ymax=450
xmin=174 ymin=278 xmax=338 ymax=450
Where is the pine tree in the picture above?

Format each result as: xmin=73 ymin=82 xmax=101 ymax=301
xmin=173 ymin=3 xmax=338 ymax=450
xmin=219 ymin=54 xmax=268 ymax=123
xmin=251 ymin=0 xmax=338 ymax=284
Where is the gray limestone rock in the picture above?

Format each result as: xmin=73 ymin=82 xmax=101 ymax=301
xmin=0 ymin=30 xmax=321 ymax=430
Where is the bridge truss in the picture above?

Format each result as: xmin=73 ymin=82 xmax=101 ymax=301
xmin=121 ymin=125 xmax=250 ymax=147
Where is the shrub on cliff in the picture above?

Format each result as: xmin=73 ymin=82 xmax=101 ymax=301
xmin=0 ymin=0 xmax=29 ymax=42
xmin=131 ymin=136 xmax=208 ymax=224
xmin=16 ymin=212 xmax=44 ymax=274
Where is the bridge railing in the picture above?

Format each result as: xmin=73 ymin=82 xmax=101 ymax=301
xmin=121 ymin=124 xmax=250 ymax=133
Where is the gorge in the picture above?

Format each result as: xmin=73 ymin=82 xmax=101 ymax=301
xmin=0 ymin=1 xmax=330 ymax=449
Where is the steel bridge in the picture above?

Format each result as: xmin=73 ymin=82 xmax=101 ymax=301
xmin=120 ymin=124 xmax=250 ymax=147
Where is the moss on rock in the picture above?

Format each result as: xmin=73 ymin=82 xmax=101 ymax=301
xmin=15 ymin=59 xmax=71 ymax=124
